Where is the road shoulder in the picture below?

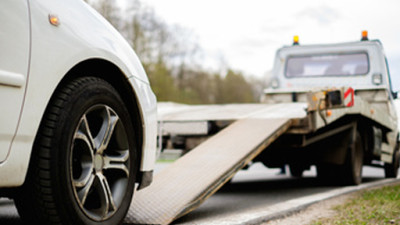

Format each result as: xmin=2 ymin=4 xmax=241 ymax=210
xmin=187 ymin=178 xmax=400 ymax=225
xmin=263 ymin=179 xmax=400 ymax=225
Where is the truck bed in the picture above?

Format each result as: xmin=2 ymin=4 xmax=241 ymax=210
xmin=158 ymin=102 xmax=308 ymax=122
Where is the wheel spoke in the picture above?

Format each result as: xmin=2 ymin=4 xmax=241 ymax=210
xmin=75 ymin=115 xmax=96 ymax=150
xmin=74 ymin=174 xmax=95 ymax=205
xmin=97 ymin=173 xmax=117 ymax=218
xmin=103 ymin=150 xmax=130 ymax=176
xmin=73 ymin=165 xmax=94 ymax=188
xmin=72 ymin=115 xmax=95 ymax=190
xmin=95 ymin=107 xmax=119 ymax=155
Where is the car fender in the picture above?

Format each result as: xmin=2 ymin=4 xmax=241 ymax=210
xmin=0 ymin=0 xmax=157 ymax=187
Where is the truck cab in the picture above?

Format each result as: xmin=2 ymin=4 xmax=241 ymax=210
xmin=265 ymin=34 xmax=397 ymax=113
xmin=258 ymin=32 xmax=399 ymax=183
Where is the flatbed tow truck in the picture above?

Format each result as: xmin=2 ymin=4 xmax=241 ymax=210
xmin=125 ymin=31 xmax=400 ymax=225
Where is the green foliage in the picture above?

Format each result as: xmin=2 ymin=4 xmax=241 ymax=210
xmin=146 ymin=62 xmax=180 ymax=102
xmin=221 ymin=70 xmax=255 ymax=103
xmin=147 ymin=63 xmax=258 ymax=104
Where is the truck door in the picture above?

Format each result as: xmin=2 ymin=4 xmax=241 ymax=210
xmin=0 ymin=1 xmax=30 ymax=162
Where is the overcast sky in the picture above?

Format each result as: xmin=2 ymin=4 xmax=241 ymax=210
xmin=141 ymin=0 xmax=400 ymax=90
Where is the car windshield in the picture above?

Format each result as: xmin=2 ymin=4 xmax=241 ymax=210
xmin=285 ymin=52 xmax=369 ymax=77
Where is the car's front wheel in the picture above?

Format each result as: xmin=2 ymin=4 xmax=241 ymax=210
xmin=15 ymin=77 xmax=138 ymax=225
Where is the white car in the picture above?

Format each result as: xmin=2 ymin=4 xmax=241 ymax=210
xmin=0 ymin=0 xmax=157 ymax=224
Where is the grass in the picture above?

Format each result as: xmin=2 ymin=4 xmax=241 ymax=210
xmin=312 ymin=184 xmax=400 ymax=225
xmin=156 ymin=159 xmax=176 ymax=163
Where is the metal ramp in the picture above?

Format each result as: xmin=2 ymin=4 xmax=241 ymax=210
xmin=125 ymin=118 xmax=292 ymax=225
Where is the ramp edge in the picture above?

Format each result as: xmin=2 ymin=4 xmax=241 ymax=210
xmin=175 ymin=119 xmax=293 ymax=221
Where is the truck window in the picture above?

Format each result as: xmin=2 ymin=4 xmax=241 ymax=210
xmin=285 ymin=52 xmax=369 ymax=77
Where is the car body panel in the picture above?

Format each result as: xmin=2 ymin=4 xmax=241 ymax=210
xmin=0 ymin=0 xmax=30 ymax=163
xmin=0 ymin=0 xmax=157 ymax=187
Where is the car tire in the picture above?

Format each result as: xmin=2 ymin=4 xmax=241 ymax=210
xmin=14 ymin=77 xmax=138 ymax=225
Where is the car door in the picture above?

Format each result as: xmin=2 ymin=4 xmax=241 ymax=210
xmin=0 ymin=0 xmax=30 ymax=162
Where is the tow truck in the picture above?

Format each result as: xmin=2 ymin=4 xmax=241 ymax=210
xmin=125 ymin=31 xmax=400 ymax=225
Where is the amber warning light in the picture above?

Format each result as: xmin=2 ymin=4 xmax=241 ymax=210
xmin=293 ymin=35 xmax=299 ymax=45
xmin=361 ymin=30 xmax=368 ymax=41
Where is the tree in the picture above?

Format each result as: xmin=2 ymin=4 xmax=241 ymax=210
xmin=83 ymin=0 xmax=262 ymax=105
xmin=85 ymin=0 xmax=122 ymax=30
xmin=146 ymin=62 xmax=180 ymax=102
xmin=221 ymin=70 xmax=255 ymax=103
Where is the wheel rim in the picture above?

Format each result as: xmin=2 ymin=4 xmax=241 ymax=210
xmin=70 ymin=105 xmax=131 ymax=221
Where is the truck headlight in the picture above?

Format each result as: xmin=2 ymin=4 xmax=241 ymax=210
xmin=270 ymin=78 xmax=279 ymax=89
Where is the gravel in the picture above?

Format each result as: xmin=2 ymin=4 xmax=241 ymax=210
xmin=262 ymin=194 xmax=353 ymax=225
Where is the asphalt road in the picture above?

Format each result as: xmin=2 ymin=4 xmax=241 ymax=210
xmin=172 ymin=163 xmax=389 ymax=224
xmin=0 ymin=162 xmax=394 ymax=225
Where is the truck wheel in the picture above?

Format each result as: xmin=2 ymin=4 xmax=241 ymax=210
xmin=289 ymin=164 xmax=305 ymax=178
xmin=384 ymin=142 xmax=400 ymax=178
xmin=14 ymin=77 xmax=138 ymax=225
xmin=316 ymin=164 xmax=337 ymax=182
xmin=342 ymin=131 xmax=363 ymax=185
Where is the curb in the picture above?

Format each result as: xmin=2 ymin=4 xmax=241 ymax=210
xmin=189 ymin=178 xmax=400 ymax=225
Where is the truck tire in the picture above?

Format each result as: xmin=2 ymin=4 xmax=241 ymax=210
xmin=14 ymin=77 xmax=138 ymax=225
xmin=384 ymin=142 xmax=400 ymax=178
xmin=316 ymin=164 xmax=336 ymax=182
xmin=341 ymin=131 xmax=363 ymax=185
xmin=289 ymin=164 xmax=305 ymax=178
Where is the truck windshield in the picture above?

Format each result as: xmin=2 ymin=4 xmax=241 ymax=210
xmin=285 ymin=52 xmax=369 ymax=77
